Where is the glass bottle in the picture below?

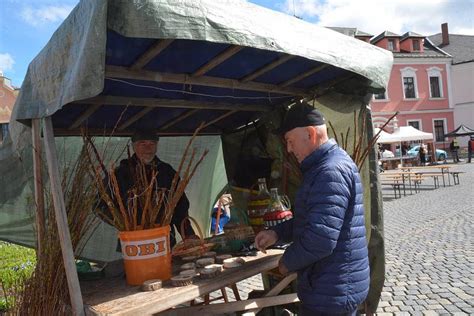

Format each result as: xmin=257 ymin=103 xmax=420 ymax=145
xmin=264 ymin=187 xmax=293 ymax=228
xmin=269 ymin=188 xmax=287 ymax=212
xmin=247 ymin=178 xmax=271 ymax=233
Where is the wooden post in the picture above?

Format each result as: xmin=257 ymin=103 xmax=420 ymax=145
xmin=42 ymin=116 xmax=84 ymax=316
xmin=32 ymin=119 xmax=45 ymax=256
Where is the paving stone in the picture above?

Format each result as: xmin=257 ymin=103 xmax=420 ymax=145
xmin=378 ymin=301 xmax=391 ymax=308
xmin=384 ymin=306 xmax=400 ymax=312
xmin=398 ymin=305 xmax=414 ymax=312
xmin=444 ymin=304 xmax=462 ymax=312
xmin=411 ymin=305 xmax=425 ymax=311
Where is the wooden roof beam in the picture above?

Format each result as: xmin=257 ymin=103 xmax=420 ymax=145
xmin=118 ymin=107 xmax=155 ymax=131
xmin=278 ymin=64 xmax=328 ymax=88
xmin=192 ymin=46 xmax=243 ymax=77
xmin=74 ymin=96 xmax=273 ymax=112
xmin=106 ymin=65 xmax=307 ymax=96
xmin=240 ymin=55 xmax=294 ymax=83
xmin=202 ymin=110 xmax=238 ymax=129
xmin=160 ymin=109 xmax=200 ymax=130
xmin=53 ymin=128 xmax=221 ymax=137
xmin=131 ymin=39 xmax=174 ymax=70
xmin=68 ymin=104 xmax=102 ymax=130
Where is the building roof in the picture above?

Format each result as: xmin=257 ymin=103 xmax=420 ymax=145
xmin=371 ymin=31 xmax=401 ymax=44
xmin=326 ymin=27 xmax=373 ymax=37
xmin=428 ymin=33 xmax=474 ymax=64
xmin=393 ymin=38 xmax=450 ymax=59
xmin=400 ymin=31 xmax=424 ymax=41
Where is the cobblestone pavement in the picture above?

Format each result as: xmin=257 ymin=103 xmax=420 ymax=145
xmin=378 ymin=162 xmax=474 ymax=315
xmin=210 ymin=163 xmax=474 ymax=315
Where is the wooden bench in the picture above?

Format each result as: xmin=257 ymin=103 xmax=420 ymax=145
xmin=380 ymin=181 xmax=403 ymax=198
xmin=449 ymin=171 xmax=464 ymax=185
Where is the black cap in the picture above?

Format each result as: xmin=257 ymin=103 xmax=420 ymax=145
xmin=131 ymin=129 xmax=159 ymax=142
xmin=274 ymin=102 xmax=326 ymax=135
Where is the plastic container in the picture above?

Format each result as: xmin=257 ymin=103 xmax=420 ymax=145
xmin=119 ymin=225 xmax=171 ymax=285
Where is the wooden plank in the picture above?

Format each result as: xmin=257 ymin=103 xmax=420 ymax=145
xmin=53 ymin=128 xmax=221 ymax=137
xmin=240 ymin=55 xmax=294 ymax=82
xmin=244 ymin=273 xmax=297 ymax=315
xmin=278 ymin=64 xmax=328 ymax=88
xmin=164 ymin=293 xmax=299 ymax=316
xmin=192 ymin=46 xmax=242 ymax=77
xmin=43 ymin=117 xmax=84 ymax=315
xmin=118 ymin=107 xmax=155 ymax=130
xmin=131 ymin=39 xmax=174 ymax=70
xmin=160 ymin=109 xmax=200 ymax=130
xmin=106 ymin=65 xmax=308 ymax=96
xmin=69 ymin=104 xmax=102 ymax=130
xmin=32 ymin=119 xmax=45 ymax=256
xmin=83 ymin=250 xmax=283 ymax=315
xmin=73 ymin=96 xmax=272 ymax=112
xmin=201 ymin=110 xmax=238 ymax=129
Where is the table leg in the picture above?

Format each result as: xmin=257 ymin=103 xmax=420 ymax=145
xmin=230 ymin=284 xmax=241 ymax=301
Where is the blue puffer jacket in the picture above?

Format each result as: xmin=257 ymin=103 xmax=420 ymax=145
xmin=273 ymin=139 xmax=369 ymax=313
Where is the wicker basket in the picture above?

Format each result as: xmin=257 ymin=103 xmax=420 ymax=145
xmin=172 ymin=216 xmax=214 ymax=258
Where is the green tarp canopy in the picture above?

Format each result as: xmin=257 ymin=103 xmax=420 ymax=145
xmin=1 ymin=0 xmax=392 ymax=312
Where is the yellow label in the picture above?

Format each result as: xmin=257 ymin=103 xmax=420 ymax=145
xmin=248 ymin=199 xmax=270 ymax=207
xmin=249 ymin=217 xmax=264 ymax=225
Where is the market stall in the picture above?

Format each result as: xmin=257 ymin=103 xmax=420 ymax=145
xmin=1 ymin=0 xmax=393 ymax=314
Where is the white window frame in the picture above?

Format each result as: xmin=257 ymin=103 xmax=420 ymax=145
xmin=432 ymin=118 xmax=447 ymax=142
xmin=412 ymin=39 xmax=421 ymax=51
xmin=427 ymin=66 xmax=444 ymax=99
xmin=407 ymin=119 xmax=422 ymax=131
xmin=400 ymin=67 xmax=419 ymax=100
xmin=388 ymin=39 xmax=395 ymax=51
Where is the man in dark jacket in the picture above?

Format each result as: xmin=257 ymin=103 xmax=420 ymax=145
xmin=255 ymin=102 xmax=369 ymax=315
xmin=108 ymin=130 xmax=194 ymax=247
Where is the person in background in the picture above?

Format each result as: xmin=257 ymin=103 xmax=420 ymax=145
xmin=468 ymin=137 xmax=473 ymax=163
xmin=450 ymin=138 xmax=460 ymax=163
xmin=419 ymin=143 xmax=427 ymax=166
xmin=254 ymin=102 xmax=369 ymax=315
xmin=401 ymin=142 xmax=409 ymax=156
xmin=210 ymin=194 xmax=232 ymax=234
xmin=103 ymin=130 xmax=195 ymax=247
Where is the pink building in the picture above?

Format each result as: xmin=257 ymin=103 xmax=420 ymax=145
xmin=0 ymin=72 xmax=19 ymax=143
xmin=369 ymin=31 xmax=453 ymax=149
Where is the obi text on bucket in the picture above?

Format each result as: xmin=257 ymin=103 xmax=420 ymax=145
xmin=121 ymin=237 xmax=168 ymax=260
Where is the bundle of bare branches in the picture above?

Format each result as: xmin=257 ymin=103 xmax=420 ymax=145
xmin=328 ymin=110 xmax=398 ymax=170
xmin=84 ymin=124 xmax=209 ymax=231
xmin=13 ymin=145 xmax=100 ymax=315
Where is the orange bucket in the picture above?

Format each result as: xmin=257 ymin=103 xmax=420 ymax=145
xmin=118 ymin=225 xmax=172 ymax=285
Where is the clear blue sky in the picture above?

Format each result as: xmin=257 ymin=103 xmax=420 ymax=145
xmin=1 ymin=0 xmax=473 ymax=88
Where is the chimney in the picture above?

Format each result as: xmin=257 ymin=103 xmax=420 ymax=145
xmin=441 ymin=23 xmax=449 ymax=46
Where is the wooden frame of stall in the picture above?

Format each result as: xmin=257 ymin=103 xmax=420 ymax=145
xmin=28 ymin=40 xmax=351 ymax=315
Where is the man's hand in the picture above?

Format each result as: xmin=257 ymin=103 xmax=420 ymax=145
xmin=254 ymin=230 xmax=278 ymax=254
xmin=278 ymin=258 xmax=289 ymax=276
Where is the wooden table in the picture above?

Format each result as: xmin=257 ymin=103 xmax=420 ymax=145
xmin=399 ymin=165 xmax=452 ymax=186
xmin=82 ymin=249 xmax=288 ymax=315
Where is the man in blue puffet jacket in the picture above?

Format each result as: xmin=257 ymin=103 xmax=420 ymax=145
xmin=255 ymin=102 xmax=369 ymax=315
